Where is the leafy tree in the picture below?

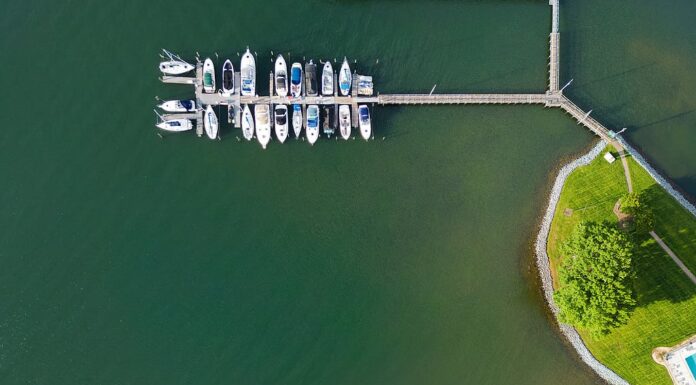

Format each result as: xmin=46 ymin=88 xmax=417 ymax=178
xmin=620 ymin=192 xmax=655 ymax=233
xmin=554 ymin=221 xmax=636 ymax=337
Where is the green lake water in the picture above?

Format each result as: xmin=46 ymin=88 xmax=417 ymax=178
xmin=1 ymin=1 xmax=694 ymax=384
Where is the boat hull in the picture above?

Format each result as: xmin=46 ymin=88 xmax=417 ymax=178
xmin=203 ymin=58 xmax=216 ymax=93
xmin=306 ymin=105 xmax=319 ymax=145
xmin=321 ymin=62 xmax=333 ymax=96
xmin=255 ymin=104 xmax=271 ymax=149
xmin=158 ymin=100 xmax=195 ymax=112
xmin=339 ymin=105 xmax=351 ymax=140
xmin=159 ymin=60 xmax=194 ymax=75
xmin=204 ymin=105 xmax=219 ymax=139
xmin=339 ymin=59 xmax=352 ymax=96
xmin=292 ymin=105 xmax=302 ymax=138
xmin=274 ymin=105 xmax=289 ymax=143
xmin=358 ymin=105 xmax=371 ymax=141
xmin=156 ymin=119 xmax=193 ymax=132
xmin=222 ymin=59 xmax=234 ymax=94
xmin=290 ymin=63 xmax=303 ymax=98
xmin=241 ymin=104 xmax=254 ymax=141
xmin=241 ymin=49 xmax=256 ymax=96
xmin=274 ymin=55 xmax=288 ymax=97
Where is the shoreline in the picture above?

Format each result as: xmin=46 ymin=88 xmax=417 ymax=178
xmin=533 ymin=140 xmax=631 ymax=385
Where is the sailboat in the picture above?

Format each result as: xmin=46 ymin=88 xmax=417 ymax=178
xmin=241 ymin=48 xmax=256 ymax=96
xmin=255 ymin=104 xmax=271 ymax=149
xmin=290 ymin=63 xmax=303 ymax=97
xmin=339 ymin=105 xmax=351 ymax=140
xmin=274 ymin=55 xmax=288 ymax=97
xmin=221 ymin=59 xmax=234 ymax=94
xmin=339 ymin=57 xmax=352 ymax=96
xmin=321 ymin=61 xmax=333 ymax=96
xmin=274 ymin=105 xmax=289 ymax=143
xmin=358 ymin=105 xmax=371 ymax=141
xmin=204 ymin=105 xmax=219 ymax=139
xmin=203 ymin=58 xmax=215 ymax=93
xmin=292 ymin=104 xmax=302 ymax=138
xmin=306 ymin=105 xmax=319 ymax=145
xmin=156 ymin=119 xmax=193 ymax=132
xmin=241 ymin=104 xmax=254 ymax=141
xmin=158 ymin=100 xmax=196 ymax=113
xmin=158 ymin=49 xmax=194 ymax=75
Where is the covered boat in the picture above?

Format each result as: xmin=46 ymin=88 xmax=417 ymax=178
xmin=204 ymin=105 xmax=219 ymax=139
xmin=358 ymin=105 xmax=371 ymax=141
xmin=304 ymin=60 xmax=317 ymax=96
xmin=158 ymin=100 xmax=196 ymax=113
xmin=221 ymin=59 xmax=234 ymax=94
xmin=339 ymin=58 xmax=352 ymax=96
xmin=241 ymin=48 xmax=256 ymax=96
xmin=292 ymin=104 xmax=302 ymax=138
xmin=241 ymin=104 xmax=254 ymax=141
xmin=339 ymin=105 xmax=351 ymax=140
xmin=321 ymin=61 xmax=333 ymax=96
xmin=290 ymin=63 xmax=303 ymax=97
xmin=321 ymin=105 xmax=335 ymax=136
xmin=274 ymin=105 xmax=288 ymax=143
xmin=255 ymin=104 xmax=271 ymax=149
xmin=156 ymin=119 xmax=193 ymax=132
xmin=306 ymin=105 xmax=319 ymax=145
xmin=274 ymin=55 xmax=288 ymax=97
xmin=203 ymin=58 xmax=216 ymax=93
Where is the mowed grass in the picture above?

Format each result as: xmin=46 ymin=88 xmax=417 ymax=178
xmin=547 ymin=143 xmax=696 ymax=385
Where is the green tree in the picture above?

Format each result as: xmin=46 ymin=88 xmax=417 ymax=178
xmin=620 ymin=192 xmax=655 ymax=233
xmin=553 ymin=221 xmax=636 ymax=337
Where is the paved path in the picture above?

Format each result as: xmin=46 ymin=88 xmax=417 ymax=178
xmin=620 ymin=152 xmax=634 ymax=193
xmin=649 ymin=231 xmax=696 ymax=285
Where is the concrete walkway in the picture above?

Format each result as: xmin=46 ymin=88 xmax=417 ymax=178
xmin=620 ymin=152 xmax=634 ymax=193
xmin=649 ymin=231 xmax=696 ymax=285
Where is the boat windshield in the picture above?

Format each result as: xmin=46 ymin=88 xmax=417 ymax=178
xmin=276 ymin=114 xmax=287 ymax=125
xmin=276 ymin=76 xmax=286 ymax=89
xmin=171 ymin=121 xmax=181 ymax=127
xmin=360 ymin=108 xmax=369 ymax=120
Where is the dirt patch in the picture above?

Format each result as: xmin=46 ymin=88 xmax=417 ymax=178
xmin=563 ymin=208 xmax=573 ymax=217
xmin=613 ymin=200 xmax=633 ymax=230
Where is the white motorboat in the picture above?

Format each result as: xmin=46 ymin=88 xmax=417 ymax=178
xmin=321 ymin=61 xmax=333 ymax=95
xmin=290 ymin=63 xmax=303 ymax=97
xmin=158 ymin=49 xmax=194 ymax=75
xmin=306 ymin=105 xmax=319 ymax=145
xmin=241 ymin=48 xmax=256 ymax=96
xmin=358 ymin=105 xmax=371 ymax=140
xmin=274 ymin=55 xmax=288 ymax=97
xmin=339 ymin=57 xmax=352 ymax=96
xmin=274 ymin=105 xmax=289 ymax=143
xmin=339 ymin=105 xmax=351 ymax=140
xmin=292 ymin=104 xmax=302 ymax=138
xmin=241 ymin=104 xmax=254 ymax=141
xmin=204 ymin=105 xmax=219 ymax=139
xmin=203 ymin=58 xmax=215 ymax=93
xmin=255 ymin=104 xmax=271 ymax=149
xmin=156 ymin=119 xmax=192 ymax=132
xmin=222 ymin=59 xmax=234 ymax=94
xmin=158 ymin=100 xmax=196 ymax=112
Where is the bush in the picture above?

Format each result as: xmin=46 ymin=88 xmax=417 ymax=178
xmin=554 ymin=221 xmax=636 ymax=337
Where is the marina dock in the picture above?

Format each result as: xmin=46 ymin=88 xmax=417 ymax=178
xmin=157 ymin=0 xmax=623 ymax=150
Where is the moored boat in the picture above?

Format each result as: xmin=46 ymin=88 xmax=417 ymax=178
xmin=292 ymin=104 xmax=302 ymax=138
xmin=241 ymin=104 xmax=254 ymax=141
xmin=339 ymin=57 xmax=352 ymax=96
xmin=339 ymin=105 xmax=351 ymax=140
xmin=321 ymin=61 xmax=333 ymax=96
xmin=290 ymin=63 xmax=303 ymax=97
xmin=204 ymin=105 xmax=219 ymax=139
xmin=203 ymin=58 xmax=216 ymax=93
xmin=222 ymin=59 xmax=234 ymax=94
xmin=255 ymin=104 xmax=271 ymax=149
xmin=156 ymin=119 xmax=193 ymax=132
xmin=274 ymin=55 xmax=288 ymax=97
xmin=274 ymin=105 xmax=288 ymax=143
xmin=158 ymin=100 xmax=196 ymax=112
xmin=159 ymin=49 xmax=194 ymax=75
xmin=305 ymin=60 xmax=317 ymax=96
xmin=306 ymin=105 xmax=319 ymax=145
xmin=358 ymin=105 xmax=371 ymax=140
xmin=241 ymin=48 xmax=256 ymax=96
xmin=321 ymin=105 xmax=335 ymax=137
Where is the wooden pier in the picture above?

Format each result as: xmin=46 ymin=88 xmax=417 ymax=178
xmin=157 ymin=0 xmax=624 ymax=149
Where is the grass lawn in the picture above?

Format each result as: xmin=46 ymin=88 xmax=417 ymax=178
xmin=547 ymin=143 xmax=696 ymax=385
